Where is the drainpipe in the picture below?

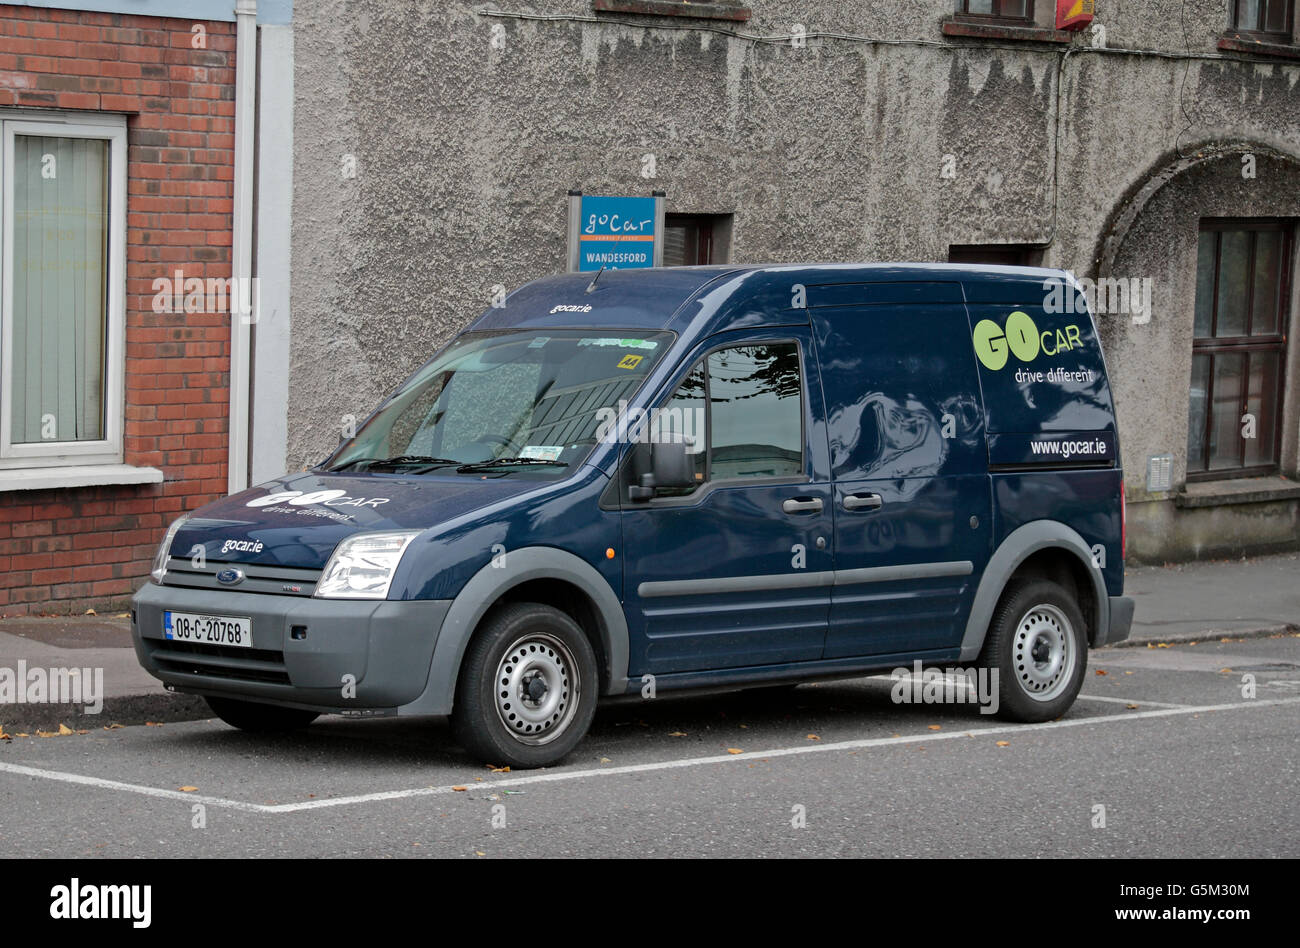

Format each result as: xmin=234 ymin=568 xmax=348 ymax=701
xmin=228 ymin=0 xmax=257 ymax=494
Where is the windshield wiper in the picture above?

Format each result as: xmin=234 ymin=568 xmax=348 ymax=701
xmin=456 ymin=457 xmax=570 ymax=473
xmin=330 ymin=455 xmax=462 ymax=472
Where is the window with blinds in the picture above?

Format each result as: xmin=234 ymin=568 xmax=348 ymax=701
xmin=1 ymin=116 xmax=125 ymax=467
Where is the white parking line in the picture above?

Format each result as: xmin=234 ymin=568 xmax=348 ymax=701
xmin=0 ymin=760 xmax=270 ymax=814
xmin=2 ymin=696 xmax=1296 ymax=815
xmin=1074 ymin=694 xmax=1188 ymax=709
xmin=875 ymin=673 xmax=1190 ymax=710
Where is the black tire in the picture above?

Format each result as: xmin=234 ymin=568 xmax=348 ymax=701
xmin=205 ymin=696 xmax=319 ymax=732
xmin=979 ymin=578 xmax=1088 ymax=723
xmin=452 ymin=602 xmax=598 ymax=769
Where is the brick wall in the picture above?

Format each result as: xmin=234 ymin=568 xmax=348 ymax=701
xmin=0 ymin=6 xmax=236 ymax=615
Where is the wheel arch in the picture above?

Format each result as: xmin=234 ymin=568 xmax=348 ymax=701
xmin=402 ymin=546 xmax=629 ymax=716
xmin=958 ymin=521 xmax=1109 ymax=661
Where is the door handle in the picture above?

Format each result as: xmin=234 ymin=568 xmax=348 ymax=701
xmin=782 ymin=496 xmax=824 ymax=514
xmin=842 ymin=492 xmax=883 ymax=512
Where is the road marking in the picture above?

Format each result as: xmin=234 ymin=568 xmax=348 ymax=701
xmin=876 ymin=674 xmax=1190 ymax=710
xmin=2 ymin=696 xmax=1296 ymax=815
xmin=0 ymin=761 xmax=270 ymax=814
xmin=1075 ymin=694 xmax=1187 ymax=709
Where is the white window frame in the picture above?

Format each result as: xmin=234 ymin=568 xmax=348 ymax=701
xmin=0 ymin=111 xmax=127 ymax=471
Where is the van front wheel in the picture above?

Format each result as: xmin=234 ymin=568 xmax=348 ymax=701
xmin=452 ymin=603 xmax=598 ymax=769
xmin=980 ymin=579 xmax=1087 ymax=723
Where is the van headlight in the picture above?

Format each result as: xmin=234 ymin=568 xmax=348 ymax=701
xmin=150 ymin=516 xmax=190 ymax=584
xmin=315 ymin=531 xmax=420 ymax=600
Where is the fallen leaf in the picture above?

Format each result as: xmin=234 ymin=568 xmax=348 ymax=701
xmin=145 ymin=721 xmax=161 ymax=727
xmin=996 ymin=740 xmax=1010 ymax=747
xmin=806 ymin=734 xmax=820 ymax=741
xmin=1095 ymin=669 xmax=1108 ymax=676
xmin=739 ymin=724 xmax=748 ymax=729
xmin=0 ymin=726 xmax=10 ymax=742
xmin=668 ymin=731 xmax=687 ymax=737
xmin=104 ymin=723 xmax=123 ymax=730
xmin=1126 ymin=704 xmax=1139 ymax=710
xmin=1219 ymin=668 xmax=1233 ymax=673
xmin=179 ymin=786 xmax=198 ymax=792
xmin=726 ymin=748 xmax=744 ymax=755
xmin=451 ymin=786 xmax=468 ymax=792
xmin=1124 ymin=671 xmax=1133 ymax=675
xmin=1155 ymin=643 xmax=1171 ymax=649
xmin=36 ymin=730 xmax=57 ymax=738
xmin=474 ymin=777 xmax=483 ymax=782
xmin=84 ymin=608 xmax=97 ymax=616
xmin=115 ymin=612 xmax=129 ymax=618
xmin=599 ymin=756 xmax=612 ymax=763
xmin=76 ymin=729 xmax=88 ymax=735
xmin=927 ymin=724 xmax=942 ymax=731
xmin=57 ymin=724 xmax=73 ymax=736
xmin=488 ymin=765 xmax=511 ymax=773
xmin=475 ymin=851 xmax=485 ymax=857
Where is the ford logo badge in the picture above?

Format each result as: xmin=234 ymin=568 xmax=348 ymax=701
xmin=216 ymin=568 xmax=245 ymax=586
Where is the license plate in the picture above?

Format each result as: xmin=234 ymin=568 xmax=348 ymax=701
xmin=163 ymin=611 xmax=253 ymax=648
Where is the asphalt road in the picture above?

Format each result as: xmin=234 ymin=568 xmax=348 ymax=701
xmin=2 ymin=635 xmax=1297 ymax=858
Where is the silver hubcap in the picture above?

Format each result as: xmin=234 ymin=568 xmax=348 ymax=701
xmin=494 ymin=633 xmax=579 ymax=746
xmin=1013 ymin=603 xmax=1076 ymax=702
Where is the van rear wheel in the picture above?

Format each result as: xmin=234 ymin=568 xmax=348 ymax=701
xmin=980 ymin=578 xmax=1087 ymax=723
xmin=452 ymin=602 xmax=598 ymax=769
xmin=205 ymin=696 xmax=319 ymax=732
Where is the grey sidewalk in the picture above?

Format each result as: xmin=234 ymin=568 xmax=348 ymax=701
xmin=2 ymin=553 xmax=1297 ymax=732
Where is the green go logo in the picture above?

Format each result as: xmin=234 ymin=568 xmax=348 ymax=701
xmin=973 ymin=311 xmax=1039 ymax=371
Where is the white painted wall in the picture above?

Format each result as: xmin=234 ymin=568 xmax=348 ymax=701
xmin=251 ymin=23 xmax=293 ymax=485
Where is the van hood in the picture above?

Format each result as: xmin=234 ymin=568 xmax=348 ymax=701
xmin=171 ymin=471 xmax=544 ymax=569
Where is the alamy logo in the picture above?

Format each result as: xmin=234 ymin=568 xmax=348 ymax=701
xmin=1043 ymin=276 xmax=1153 ymax=325
xmin=0 ymin=661 xmax=103 ymax=713
xmin=890 ymin=661 xmax=999 ymax=714
xmin=50 ymin=879 xmax=151 ymax=928
xmin=594 ymin=400 xmax=705 ymax=450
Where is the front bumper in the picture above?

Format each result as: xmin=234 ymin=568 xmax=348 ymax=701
xmin=132 ymin=582 xmax=451 ymax=713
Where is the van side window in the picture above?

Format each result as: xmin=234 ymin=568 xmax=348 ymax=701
xmin=658 ymin=362 xmax=707 ymax=494
xmin=639 ymin=341 xmax=804 ymax=496
xmin=707 ymin=343 xmax=803 ymax=480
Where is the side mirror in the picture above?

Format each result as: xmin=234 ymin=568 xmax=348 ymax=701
xmin=630 ymin=440 xmax=696 ymax=501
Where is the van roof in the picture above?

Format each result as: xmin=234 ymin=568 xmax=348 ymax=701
xmin=469 ymin=263 xmax=1075 ymax=334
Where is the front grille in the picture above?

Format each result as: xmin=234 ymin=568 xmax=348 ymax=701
xmin=151 ymin=640 xmax=290 ymax=685
xmin=163 ymin=559 xmax=321 ymax=597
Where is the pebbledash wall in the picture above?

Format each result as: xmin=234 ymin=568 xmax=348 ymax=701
xmin=0 ymin=3 xmax=237 ymax=614
xmin=285 ymin=0 xmax=1300 ymax=564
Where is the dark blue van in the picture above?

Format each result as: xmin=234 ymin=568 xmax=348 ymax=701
xmin=132 ymin=264 xmax=1134 ymax=767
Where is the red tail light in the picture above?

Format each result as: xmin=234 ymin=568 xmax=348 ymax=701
xmin=1120 ymin=487 xmax=1127 ymax=560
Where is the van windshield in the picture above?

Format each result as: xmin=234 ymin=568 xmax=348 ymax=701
xmin=325 ymin=329 xmax=675 ymax=475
